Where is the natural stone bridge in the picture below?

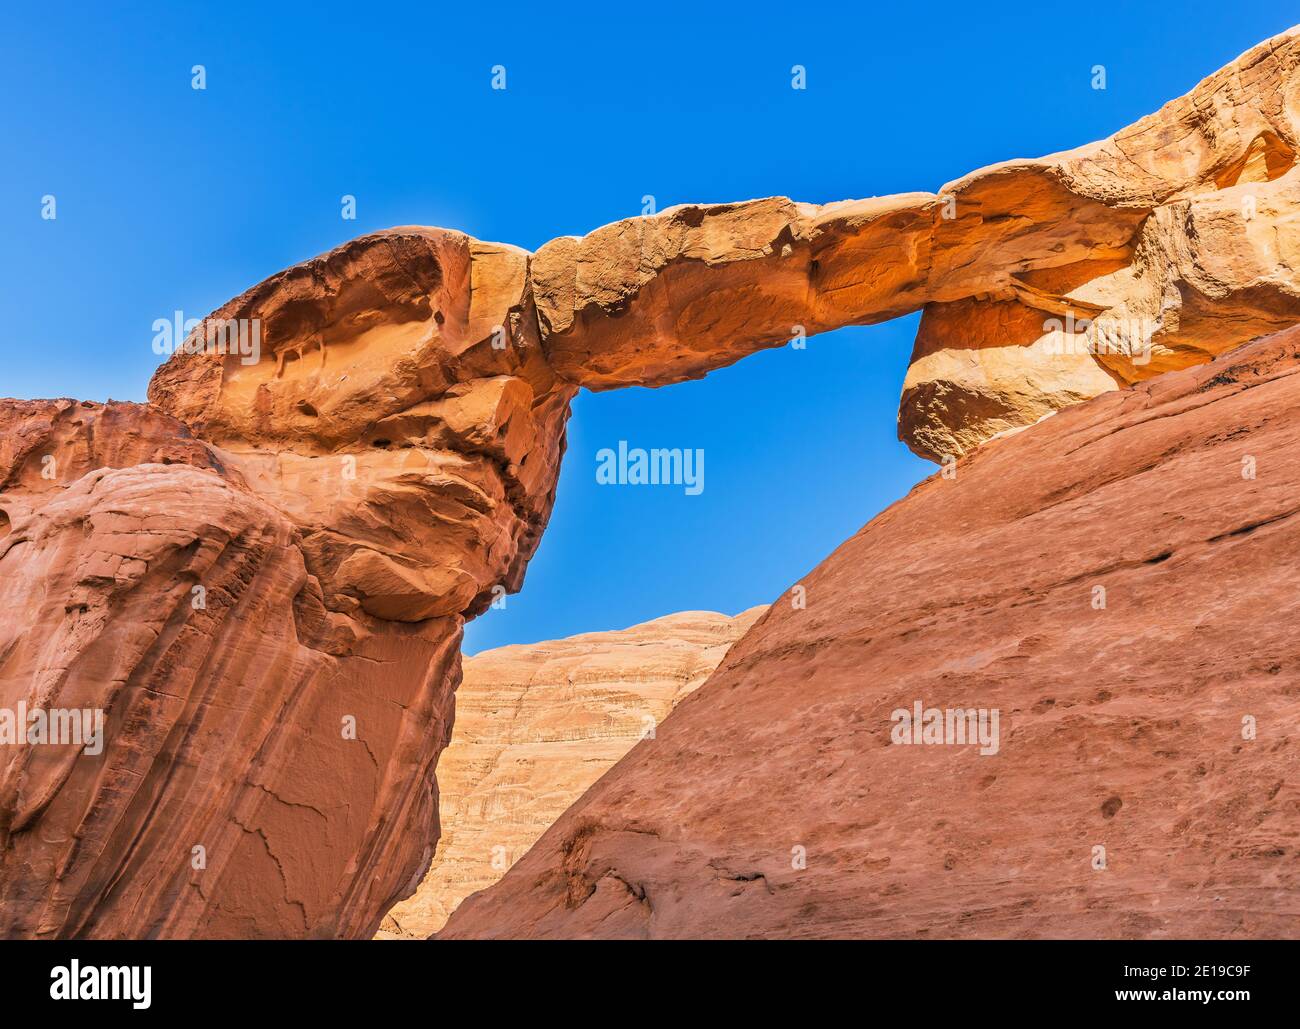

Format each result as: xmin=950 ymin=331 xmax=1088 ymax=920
xmin=0 ymin=26 xmax=1296 ymax=937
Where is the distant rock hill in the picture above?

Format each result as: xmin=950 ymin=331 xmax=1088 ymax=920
xmin=376 ymin=608 xmax=763 ymax=938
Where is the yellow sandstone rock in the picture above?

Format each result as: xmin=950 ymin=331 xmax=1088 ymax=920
xmin=376 ymin=608 xmax=764 ymax=938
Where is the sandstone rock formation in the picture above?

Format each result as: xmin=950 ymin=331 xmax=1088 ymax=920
xmin=0 ymin=398 xmax=462 ymax=938
xmin=441 ymin=324 xmax=1300 ymax=940
xmin=1 ymin=233 xmax=574 ymax=938
xmin=534 ymin=27 xmax=1300 ymax=460
xmin=1 ymin=27 xmax=1297 ymax=939
xmin=376 ymin=608 xmax=763 ymax=938
xmin=148 ymin=227 xmax=575 ymax=625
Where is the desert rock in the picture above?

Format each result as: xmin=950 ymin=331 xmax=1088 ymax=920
xmin=376 ymin=608 xmax=763 ymax=938
xmin=534 ymin=28 xmax=1300 ymax=459
xmin=0 ymin=399 xmax=462 ymax=938
xmin=2 ymin=27 xmax=1298 ymax=939
xmin=441 ymin=324 xmax=1300 ymax=940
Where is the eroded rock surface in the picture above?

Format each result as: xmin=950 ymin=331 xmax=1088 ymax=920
xmin=1 ymin=231 xmax=575 ymax=939
xmin=532 ymin=28 xmax=1300 ymax=459
xmin=376 ymin=608 xmax=762 ymax=938
xmin=2 ymin=27 xmax=1298 ymax=939
xmin=0 ymin=399 xmax=462 ymax=938
xmin=441 ymin=325 xmax=1300 ymax=940
xmin=148 ymin=228 xmax=575 ymax=624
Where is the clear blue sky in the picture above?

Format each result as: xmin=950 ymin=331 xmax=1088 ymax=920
xmin=2 ymin=2 xmax=1292 ymax=652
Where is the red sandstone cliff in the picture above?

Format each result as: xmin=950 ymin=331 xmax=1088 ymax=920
xmin=0 ymin=399 xmax=461 ymax=937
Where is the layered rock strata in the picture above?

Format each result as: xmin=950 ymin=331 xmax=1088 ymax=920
xmin=531 ymin=28 xmax=1300 ymax=459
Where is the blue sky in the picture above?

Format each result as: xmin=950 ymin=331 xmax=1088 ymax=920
xmin=2 ymin=2 xmax=1293 ymax=652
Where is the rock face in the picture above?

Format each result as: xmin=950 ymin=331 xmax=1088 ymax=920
xmin=441 ymin=324 xmax=1300 ymax=940
xmin=1 ymin=232 xmax=573 ymax=939
xmin=147 ymin=227 xmax=575 ymax=625
xmin=1 ymin=27 xmax=1297 ymax=939
xmin=376 ymin=608 xmax=763 ymax=938
xmin=0 ymin=399 xmax=462 ymax=938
